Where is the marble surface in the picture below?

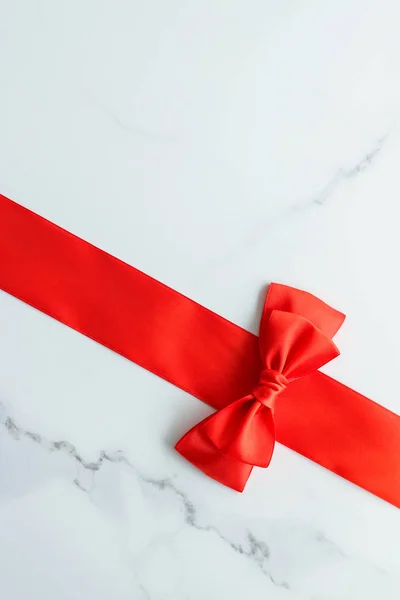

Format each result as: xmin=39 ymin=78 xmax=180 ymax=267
xmin=1 ymin=1 xmax=400 ymax=598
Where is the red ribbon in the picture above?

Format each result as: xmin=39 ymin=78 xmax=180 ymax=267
xmin=1 ymin=193 xmax=400 ymax=507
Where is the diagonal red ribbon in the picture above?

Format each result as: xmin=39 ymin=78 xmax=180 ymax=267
xmin=1 ymin=193 xmax=400 ymax=506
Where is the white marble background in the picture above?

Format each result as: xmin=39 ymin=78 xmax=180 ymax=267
xmin=1 ymin=1 xmax=400 ymax=598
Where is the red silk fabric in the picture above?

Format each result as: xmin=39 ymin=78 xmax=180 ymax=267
xmin=1 ymin=193 xmax=400 ymax=507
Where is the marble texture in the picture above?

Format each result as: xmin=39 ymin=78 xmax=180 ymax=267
xmin=1 ymin=1 xmax=400 ymax=598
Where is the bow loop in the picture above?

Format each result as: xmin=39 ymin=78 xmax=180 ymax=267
xmin=261 ymin=310 xmax=340 ymax=381
xmin=183 ymin=395 xmax=276 ymax=468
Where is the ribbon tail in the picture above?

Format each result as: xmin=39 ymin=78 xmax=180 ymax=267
xmin=175 ymin=413 xmax=253 ymax=492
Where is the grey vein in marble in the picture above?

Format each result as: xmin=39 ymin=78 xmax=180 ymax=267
xmin=1 ymin=401 xmax=396 ymax=600
xmin=200 ymin=131 xmax=392 ymax=275
xmin=301 ymin=131 xmax=391 ymax=210
xmin=82 ymin=90 xmax=175 ymax=142
xmin=0 ymin=405 xmax=321 ymax=588
xmin=0 ymin=405 xmax=286 ymax=587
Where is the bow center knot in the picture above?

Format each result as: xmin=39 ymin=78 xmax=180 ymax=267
xmin=252 ymin=369 xmax=288 ymax=409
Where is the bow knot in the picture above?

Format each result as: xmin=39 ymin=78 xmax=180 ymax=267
xmin=252 ymin=369 xmax=288 ymax=409
xmin=176 ymin=283 xmax=345 ymax=491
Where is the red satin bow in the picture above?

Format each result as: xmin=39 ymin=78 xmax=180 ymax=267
xmin=176 ymin=284 xmax=344 ymax=491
